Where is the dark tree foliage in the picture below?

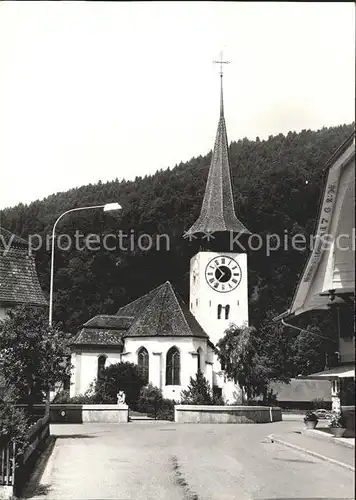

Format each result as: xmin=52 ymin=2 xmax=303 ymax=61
xmin=180 ymin=371 xmax=220 ymax=405
xmin=0 ymin=123 xmax=353 ymax=377
xmin=0 ymin=306 xmax=71 ymax=411
xmin=95 ymin=362 xmax=146 ymax=407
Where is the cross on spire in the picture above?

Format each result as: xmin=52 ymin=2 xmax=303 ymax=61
xmin=213 ymin=51 xmax=230 ymax=77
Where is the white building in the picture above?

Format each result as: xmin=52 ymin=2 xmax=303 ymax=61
xmin=275 ymin=131 xmax=355 ymax=422
xmin=70 ymin=70 xmax=250 ymax=402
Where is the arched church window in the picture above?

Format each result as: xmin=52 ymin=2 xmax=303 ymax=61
xmin=225 ymin=304 xmax=230 ymax=320
xmin=197 ymin=347 xmax=202 ymax=374
xmin=97 ymin=355 xmax=107 ymax=380
xmin=166 ymin=347 xmax=180 ymax=385
xmin=137 ymin=347 xmax=149 ymax=384
xmin=217 ymin=304 xmax=222 ymax=319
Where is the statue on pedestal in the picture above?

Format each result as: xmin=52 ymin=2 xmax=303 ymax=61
xmin=117 ymin=391 xmax=126 ymax=404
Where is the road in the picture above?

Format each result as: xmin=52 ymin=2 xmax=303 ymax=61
xmin=24 ymin=420 xmax=354 ymax=500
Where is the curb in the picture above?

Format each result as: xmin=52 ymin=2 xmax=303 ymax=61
xmin=268 ymin=434 xmax=355 ymax=472
xmin=301 ymin=428 xmax=355 ymax=449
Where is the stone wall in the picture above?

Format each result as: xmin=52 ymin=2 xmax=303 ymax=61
xmin=174 ymin=405 xmax=282 ymax=424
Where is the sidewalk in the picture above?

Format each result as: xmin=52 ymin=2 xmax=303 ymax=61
xmin=269 ymin=429 xmax=355 ymax=471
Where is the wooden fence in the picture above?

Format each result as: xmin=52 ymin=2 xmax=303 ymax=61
xmin=0 ymin=413 xmax=49 ymax=497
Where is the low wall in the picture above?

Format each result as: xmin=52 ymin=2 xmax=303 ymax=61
xmin=16 ymin=404 xmax=129 ymax=424
xmin=52 ymin=404 xmax=129 ymax=423
xmin=174 ymin=405 xmax=282 ymax=424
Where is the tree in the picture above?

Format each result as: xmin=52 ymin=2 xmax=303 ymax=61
xmin=0 ymin=374 xmax=29 ymax=454
xmin=0 ymin=305 xmax=71 ymax=413
xmin=95 ymin=362 xmax=146 ymax=407
xmin=180 ymin=371 xmax=214 ymax=405
xmin=217 ymin=324 xmax=274 ymax=402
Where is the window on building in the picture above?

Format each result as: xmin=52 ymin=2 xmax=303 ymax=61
xmin=166 ymin=347 xmax=180 ymax=385
xmin=225 ymin=304 xmax=230 ymax=320
xmin=217 ymin=304 xmax=222 ymax=319
xmin=137 ymin=347 xmax=149 ymax=384
xmin=97 ymin=355 xmax=107 ymax=380
xmin=197 ymin=347 xmax=202 ymax=374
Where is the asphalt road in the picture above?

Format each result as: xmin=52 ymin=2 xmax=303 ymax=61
xmin=24 ymin=420 xmax=354 ymax=500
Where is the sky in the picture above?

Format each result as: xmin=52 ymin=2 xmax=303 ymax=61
xmin=0 ymin=2 xmax=354 ymax=210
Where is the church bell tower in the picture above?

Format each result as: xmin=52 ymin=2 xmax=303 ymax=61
xmin=184 ymin=55 xmax=251 ymax=348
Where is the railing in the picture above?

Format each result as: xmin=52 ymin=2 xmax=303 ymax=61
xmin=0 ymin=413 xmax=50 ymax=496
xmin=0 ymin=438 xmax=16 ymax=487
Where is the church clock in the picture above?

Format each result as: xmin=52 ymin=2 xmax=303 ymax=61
xmin=205 ymin=255 xmax=242 ymax=293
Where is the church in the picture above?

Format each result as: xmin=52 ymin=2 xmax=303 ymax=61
xmin=70 ymin=66 xmax=251 ymax=402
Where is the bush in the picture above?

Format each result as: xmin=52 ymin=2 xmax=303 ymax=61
xmin=156 ymin=398 xmax=175 ymax=421
xmin=181 ymin=372 xmax=222 ymax=405
xmin=304 ymin=410 xmax=318 ymax=423
xmin=138 ymin=384 xmax=163 ymax=418
xmin=0 ymin=380 xmax=29 ymax=455
xmin=52 ymin=389 xmax=71 ymax=404
xmin=329 ymin=411 xmax=346 ymax=428
xmin=95 ymin=362 xmax=146 ymax=407
xmin=312 ymin=398 xmax=326 ymax=410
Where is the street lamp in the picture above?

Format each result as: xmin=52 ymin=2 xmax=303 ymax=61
xmin=48 ymin=202 xmax=122 ymax=327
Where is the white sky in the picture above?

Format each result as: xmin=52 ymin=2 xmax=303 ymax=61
xmin=0 ymin=2 xmax=354 ymax=210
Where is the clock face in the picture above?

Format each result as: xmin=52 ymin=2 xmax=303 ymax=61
xmin=205 ymin=256 xmax=242 ymax=293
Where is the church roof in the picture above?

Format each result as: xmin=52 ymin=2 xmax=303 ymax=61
xmin=72 ymin=281 xmax=208 ymax=347
xmin=83 ymin=315 xmax=133 ymax=330
xmin=123 ymin=281 xmax=208 ymax=338
xmin=0 ymin=227 xmax=47 ymax=307
xmin=71 ymin=315 xmax=128 ymax=347
xmin=185 ymin=75 xmax=250 ymax=236
xmin=71 ymin=328 xmax=124 ymax=347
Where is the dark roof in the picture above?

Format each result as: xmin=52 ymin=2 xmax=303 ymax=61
xmin=71 ymin=328 xmax=124 ymax=347
xmin=83 ymin=315 xmax=133 ymax=330
xmin=75 ymin=281 xmax=209 ymax=348
xmin=116 ymin=286 xmax=160 ymax=318
xmin=0 ymin=227 xmax=29 ymax=249
xmin=124 ymin=281 xmax=208 ymax=338
xmin=0 ymin=228 xmax=47 ymax=307
xmin=185 ymin=77 xmax=250 ymax=236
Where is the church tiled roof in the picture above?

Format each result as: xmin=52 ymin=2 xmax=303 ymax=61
xmin=123 ymin=281 xmax=208 ymax=338
xmin=83 ymin=315 xmax=133 ymax=330
xmin=71 ymin=315 xmax=129 ymax=347
xmin=73 ymin=281 xmax=209 ymax=347
xmin=0 ymin=227 xmax=47 ymax=307
xmin=71 ymin=328 xmax=124 ymax=347
xmin=185 ymin=76 xmax=250 ymax=236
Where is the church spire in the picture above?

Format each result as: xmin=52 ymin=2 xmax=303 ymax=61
xmin=184 ymin=53 xmax=250 ymax=238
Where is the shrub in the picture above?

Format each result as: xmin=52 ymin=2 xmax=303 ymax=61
xmin=95 ymin=362 xmax=146 ymax=407
xmin=138 ymin=384 xmax=163 ymax=419
xmin=52 ymin=389 xmax=71 ymax=404
xmin=0 ymin=380 xmax=29 ymax=455
xmin=304 ymin=410 xmax=318 ymax=423
xmin=156 ymin=398 xmax=175 ymax=421
xmin=312 ymin=398 xmax=326 ymax=410
xmin=180 ymin=372 xmax=220 ymax=405
xmin=329 ymin=411 xmax=346 ymax=428
xmin=68 ymin=382 xmax=98 ymax=404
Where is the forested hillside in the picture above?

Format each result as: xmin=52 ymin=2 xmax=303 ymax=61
xmin=1 ymin=123 xmax=354 ymax=377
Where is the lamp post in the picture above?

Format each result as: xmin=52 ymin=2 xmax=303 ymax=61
xmin=48 ymin=202 xmax=122 ymax=327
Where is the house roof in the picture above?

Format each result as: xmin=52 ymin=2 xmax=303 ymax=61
xmin=123 ymin=281 xmax=208 ymax=338
xmin=184 ymin=74 xmax=250 ymax=237
xmin=0 ymin=228 xmax=47 ymax=307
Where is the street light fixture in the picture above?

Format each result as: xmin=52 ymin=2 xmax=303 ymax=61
xmin=48 ymin=202 xmax=122 ymax=327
